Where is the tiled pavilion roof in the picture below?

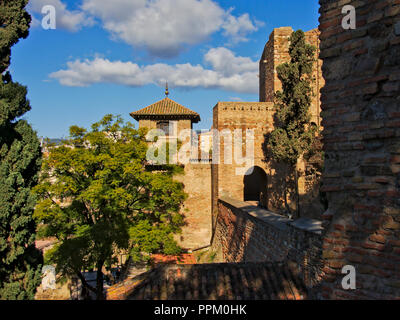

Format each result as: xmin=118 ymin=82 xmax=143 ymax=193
xmin=107 ymin=261 xmax=308 ymax=300
xmin=130 ymin=97 xmax=200 ymax=123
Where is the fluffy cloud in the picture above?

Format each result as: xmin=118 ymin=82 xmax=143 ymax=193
xmin=29 ymin=0 xmax=93 ymax=31
xmin=49 ymin=47 xmax=258 ymax=94
xmin=29 ymin=0 xmax=262 ymax=57
xmin=82 ymin=0 xmax=223 ymax=57
xmin=81 ymin=0 xmax=261 ymax=57
xmin=222 ymin=13 xmax=261 ymax=43
xmin=204 ymin=47 xmax=258 ymax=77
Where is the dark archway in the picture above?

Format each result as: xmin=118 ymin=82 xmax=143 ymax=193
xmin=243 ymin=166 xmax=267 ymax=202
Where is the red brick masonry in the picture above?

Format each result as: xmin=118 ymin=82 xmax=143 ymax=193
xmin=318 ymin=0 xmax=400 ymax=299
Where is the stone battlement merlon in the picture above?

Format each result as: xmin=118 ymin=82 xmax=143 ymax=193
xmin=213 ymin=102 xmax=274 ymax=113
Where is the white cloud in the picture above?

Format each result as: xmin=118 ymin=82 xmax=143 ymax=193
xmin=204 ymin=47 xmax=258 ymax=77
xmin=81 ymin=0 xmax=261 ymax=57
xmin=222 ymin=12 xmax=258 ymax=43
xmin=28 ymin=0 xmax=262 ymax=57
xmin=49 ymin=48 xmax=258 ymax=94
xmin=28 ymin=0 xmax=93 ymax=32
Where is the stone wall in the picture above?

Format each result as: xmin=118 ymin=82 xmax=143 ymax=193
xmin=211 ymin=102 xmax=274 ymax=223
xmin=305 ymin=29 xmax=325 ymax=127
xmin=174 ymin=162 xmax=212 ymax=250
xmin=212 ymin=197 xmax=323 ymax=288
xmin=259 ymin=27 xmax=324 ymax=126
xmin=211 ymin=27 xmax=326 ymax=221
xmin=139 ymin=119 xmax=192 ymax=136
xmin=319 ymin=0 xmax=400 ymax=299
xmin=211 ymin=97 xmax=324 ymax=220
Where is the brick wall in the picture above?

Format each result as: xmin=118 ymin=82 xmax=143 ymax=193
xmin=319 ymin=0 xmax=400 ymax=299
xmin=139 ymin=118 xmax=192 ymax=135
xmin=212 ymin=197 xmax=323 ymax=288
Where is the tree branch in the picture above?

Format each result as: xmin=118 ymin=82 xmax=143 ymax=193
xmin=75 ymin=270 xmax=98 ymax=297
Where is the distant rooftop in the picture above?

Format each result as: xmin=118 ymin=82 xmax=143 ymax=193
xmin=40 ymin=138 xmax=63 ymax=147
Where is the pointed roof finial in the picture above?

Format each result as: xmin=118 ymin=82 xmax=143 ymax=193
xmin=165 ymin=81 xmax=169 ymax=97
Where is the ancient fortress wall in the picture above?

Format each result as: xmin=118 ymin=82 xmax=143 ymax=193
xmin=260 ymin=27 xmax=292 ymax=103
xmin=174 ymin=162 xmax=212 ymax=250
xmin=318 ymin=0 xmax=400 ymax=299
xmin=210 ymin=95 xmax=324 ymax=282
xmin=212 ymin=197 xmax=323 ymax=289
xmin=259 ymin=27 xmax=324 ymax=126
xmin=211 ymin=1 xmax=400 ymax=299
xmin=211 ymin=101 xmax=274 ymax=224
xmin=212 ymin=27 xmax=325 ymax=221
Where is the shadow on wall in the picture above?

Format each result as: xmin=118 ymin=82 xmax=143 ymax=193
xmin=261 ymin=124 xmax=325 ymax=220
xmin=210 ymin=197 xmax=324 ymax=295
xmin=267 ymin=161 xmax=296 ymax=215
xmin=223 ymin=202 xmax=268 ymax=263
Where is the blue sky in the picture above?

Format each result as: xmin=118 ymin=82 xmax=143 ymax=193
xmin=10 ymin=0 xmax=320 ymax=138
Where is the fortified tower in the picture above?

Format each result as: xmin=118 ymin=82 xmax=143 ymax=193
xmin=212 ymin=27 xmax=325 ymax=222
xmin=130 ymin=86 xmax=212 ymax=250
xmin=259 ymin=27 xmax=324 ymax=126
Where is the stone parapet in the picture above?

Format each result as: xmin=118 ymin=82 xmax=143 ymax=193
xmin=212 ymin=197 xmax=323 ymax=288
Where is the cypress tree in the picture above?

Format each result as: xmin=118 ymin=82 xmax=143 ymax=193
xmin=0 ymin=0 xmax=43 ymax=299
xmin=267 ymin=30 xmax=317 ymax=217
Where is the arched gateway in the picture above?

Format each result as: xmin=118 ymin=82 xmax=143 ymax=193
xmin=243 ymin=166 xmax=267 ymax=202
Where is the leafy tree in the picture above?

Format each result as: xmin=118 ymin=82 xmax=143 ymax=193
xmin=267 ymin=30 xmax=317 ymax=217
xmin=0 ymin=0 xmax=43 ymax=299
xmin=33 ymin=115 xmax=187 ymax=299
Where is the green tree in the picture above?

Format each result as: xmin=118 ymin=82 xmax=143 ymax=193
xmin=0 ymin=0 xmax=43 ymax=299
xmin=267 ymin=30 xmax=317 ymax=217
xmin=33 ymin=115 xmax=187 ymax=299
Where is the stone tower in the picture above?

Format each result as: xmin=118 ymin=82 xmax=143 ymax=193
xmin=130 ymin=92 xmax=212 ymax=250
xmin=211 ymin=27 xmax=325 ymax=221
xmin=130 ymin=95 xmax=200 ymax=136
xmin=259 ymin=27 xmax=324 ymax=126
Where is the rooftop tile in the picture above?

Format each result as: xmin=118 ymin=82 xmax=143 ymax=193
xmin=107 ymin=261 xmax=308 ymax=300
xmin=130 ymin=97 xmax=200 ymax=122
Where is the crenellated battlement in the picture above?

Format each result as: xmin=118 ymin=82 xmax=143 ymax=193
xmin=213 ymin=101 xmax=274 ymax=113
